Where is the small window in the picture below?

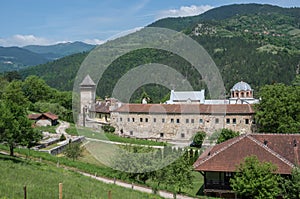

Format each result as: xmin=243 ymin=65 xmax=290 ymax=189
xmin=191 ymin=119 xmax=194 ymax=123
xmin=120 ymin=117 xmax=122 ymax=122
xmin=171 ymin=118 xmax=174 ymax=123
xmin=215 ymin=118 xmax=219 ymax=124
xmin=145 ymin=118 xmax=148 ymax=123
xmin=226 ymin=118 xmax=230 ymax=124
xmin=153 ymin=118 xmax=156 ymax=123
xmin=162 ymin=118 xmax=165 ymax=123
xmin=176 ymin=119 xmax=180 ymax=123
xmin=160 ymin=133 xmax=164 ymax=138
xmin=181 ymin=133 xmax=185 ymax=138
xmin=233 ymin=118 xmax=236 ymax=124
xmin=186 ymin=119 xmax=189 ymax=123
xmin=132 ymin=118 xmax=135 ymax=122
xmin=245 ymin=119 xmax=249 ymax=124
xmin=130 ymin=131 xmax=133 ymax=135
xmin=140 ymin=118 xmax=143 ymax=122
xmin=127 ymin=118 xmax=130 ymax=122
xmin=199 ymin=119 xmax=203 ymax=123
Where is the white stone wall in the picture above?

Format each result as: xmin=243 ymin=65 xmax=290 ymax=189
xmin=110 ymin=112 xmax=254 ymax=141
xmin=80 ymin=87 xmax=95 ymax=114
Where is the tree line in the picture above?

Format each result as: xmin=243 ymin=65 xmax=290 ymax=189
xmin=0 ymin=74 xmax=75 ymax=156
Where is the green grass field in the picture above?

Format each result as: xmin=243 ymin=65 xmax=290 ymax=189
xmin=67 ymin=124 xmax=168 ymax=146
xmin=0 ymin=154 xmax=162 ymax=199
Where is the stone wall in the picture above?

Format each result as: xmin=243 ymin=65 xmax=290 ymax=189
xmin=111 ymin=112 xmax=254 ymax=141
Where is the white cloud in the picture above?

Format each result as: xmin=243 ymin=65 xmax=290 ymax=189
xmin=83 ymin=39 xmax=106 ymax=45
xmin=157 ymin=5 xmax=214 ymax=19
xmin=0 ymin=34 xmax=56 ymax=47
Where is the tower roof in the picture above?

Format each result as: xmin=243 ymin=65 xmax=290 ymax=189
xmin=80 ymin=75 xmax=96 ymax=86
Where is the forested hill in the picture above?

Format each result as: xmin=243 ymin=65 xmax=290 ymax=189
xmin=20 ymin=52 xmax=88 ymax=91
xmin=149 ymin=4 xmax=300 ymax=32
xmin=19 ymin=4 xmax=300 ymax=102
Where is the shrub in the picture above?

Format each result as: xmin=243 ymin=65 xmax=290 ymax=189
xmin=191 ymin=131 xmax=206 ymax=148
xmin=59 ymin=134 xmax=66 ymax=141
xmin=216 ymin=128 xmax=240 ymax=144
xmin=101 ymin=125 xmax=115 ymax=133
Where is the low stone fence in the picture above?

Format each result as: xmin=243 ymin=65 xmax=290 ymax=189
xmin=40 ymin=136 xmax=85 ymax=155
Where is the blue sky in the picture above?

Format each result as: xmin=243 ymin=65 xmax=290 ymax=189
xmin=0 ymin=0 xmax=299 ymax=46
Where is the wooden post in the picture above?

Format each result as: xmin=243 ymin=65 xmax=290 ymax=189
xmin=59 ymin=183 xmax=63 ymax=199
xmin=108 ymin=190 xmax=112 ymax=199
xmin=23 ymin=186 xmax=27 ymax=199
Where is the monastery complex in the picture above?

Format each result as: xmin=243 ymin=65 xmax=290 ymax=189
xmin=79 ymin=75 xmax=259 ymax=142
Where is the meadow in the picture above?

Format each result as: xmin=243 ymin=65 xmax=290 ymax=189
xmin=0 ymin=153 xmax=162 ymax=199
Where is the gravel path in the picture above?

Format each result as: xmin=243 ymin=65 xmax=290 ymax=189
xmin=78 ymin=171 xmax=198 ymax=199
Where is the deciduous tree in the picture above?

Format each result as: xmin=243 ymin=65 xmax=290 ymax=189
xmin=216 ymin=128 xmax=240 ymax=144
xmin=255 ymin=83 xmax=300 ymax=133
xmin=230 ymin=156 xmax=282 ymax=199
xmin=0 ymin=81 xmax=42 ymax=156
xmin=63 ymin=141 xmax=83 ymax=161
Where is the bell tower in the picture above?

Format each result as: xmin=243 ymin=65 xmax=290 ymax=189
xmin=79 ymin=75 xmax=96 ymax=126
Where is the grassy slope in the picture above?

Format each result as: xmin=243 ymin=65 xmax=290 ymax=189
xmin=66 ymin=124 xmax=168 ymax=146
xmin=0 ymin=154 xmax=161 ymax=199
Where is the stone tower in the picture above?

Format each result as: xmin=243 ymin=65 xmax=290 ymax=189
xmin=79 ymin=75 xmax=96 ymax=125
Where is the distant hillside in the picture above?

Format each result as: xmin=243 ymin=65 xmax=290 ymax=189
xmin=0 ymin=46 xmax=48 ymax=72
xmin=149 ymin=4 xmax=300 ymax=32
xmin=20 ymin=4 xmax=300 ymax=102
xmin=23 ymin=41 xmax=95 ymax=59
xmin=20 ymin=52 xmax=88 ymax=91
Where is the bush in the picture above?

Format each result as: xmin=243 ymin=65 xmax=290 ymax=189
xmin=59 ymin=134 xmax=66 ymax=141
xmin=191 ymin=131 xmax=206 ymax=148
xmin=216 ymin=128 xmax=240 ymax=144
xmin=101 ymin=125 xmax=115 ymax=133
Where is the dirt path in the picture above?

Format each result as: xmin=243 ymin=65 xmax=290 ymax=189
xmin=79 ymin=171 xmax=198 ymax=199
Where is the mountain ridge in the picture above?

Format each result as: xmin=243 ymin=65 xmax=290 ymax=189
xmin=0 ymin=41 xmax=95 ymax=72
xmin=18 ymin=3 xmax=300 ymax=102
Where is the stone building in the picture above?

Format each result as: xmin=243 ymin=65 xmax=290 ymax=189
xmin=110 ymin=103 xmax=255 ymax=141
xmin=79 ymin=75 xmax=258 ymax=141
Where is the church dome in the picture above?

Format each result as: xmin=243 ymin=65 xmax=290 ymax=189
xmin=231 ymin=81 xmax=252 ymax=91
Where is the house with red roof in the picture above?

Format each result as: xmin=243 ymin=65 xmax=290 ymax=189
xmin=193 ymin=134 xmax=300 ymax=198
xmin=28 ymin=112 xmax=59 ymax=126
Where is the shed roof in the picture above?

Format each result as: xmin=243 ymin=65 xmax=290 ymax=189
xmin=194 ymin=134 xmax=300 ymax=174
xmin=28 ymin=112 xmax=58 ymax=121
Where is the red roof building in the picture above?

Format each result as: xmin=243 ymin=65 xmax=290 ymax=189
xmin=193 ymin=134 xmax=300 ymax=197
xmin=28 ymin=112 xmax=58 ymax=126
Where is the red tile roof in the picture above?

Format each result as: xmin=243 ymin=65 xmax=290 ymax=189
xmin=194 ymin=134 xmax=300 ymax=174
xmin=43 ymin=112 xmax=58 ymax=120
xmin=94 ymin=102 xmax=110 ymax=113
xmin=28 ymin=112 xmax=58 ymax=121
xmin=113 ymin=104 xmax=254 ymax=115
xmin=28 ymin=114 xmax=41 ymax=120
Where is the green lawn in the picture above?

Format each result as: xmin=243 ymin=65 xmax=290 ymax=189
xmin=0 ymin=144 xmax=213 ymax=198
xmin=0 ymin=154 xmax=162 ymax=199
xmin=35 ymin=125 xmax=57 ymax=134
xmin=68 ymin=124 xmax=168 ymax=146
